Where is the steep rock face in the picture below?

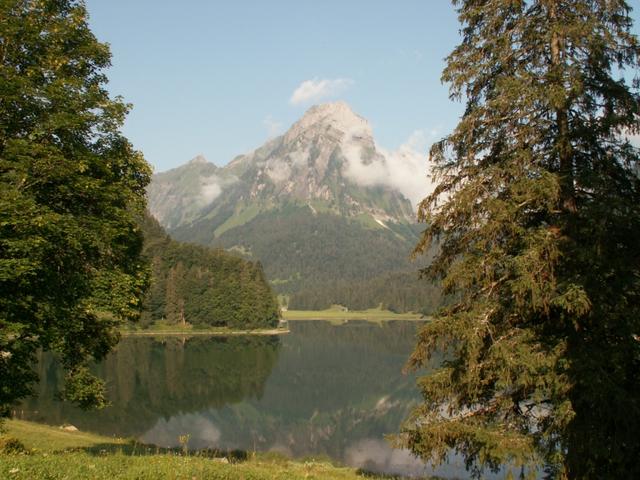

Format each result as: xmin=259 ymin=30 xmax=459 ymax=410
xmin=147 ymin=102 xmax=429 ymax=303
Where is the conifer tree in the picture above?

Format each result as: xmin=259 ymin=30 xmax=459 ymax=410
xmin=405 ymin=1 xmax=640 ymax=478
xmin=164 ymin=263 xmax=185 ymax=325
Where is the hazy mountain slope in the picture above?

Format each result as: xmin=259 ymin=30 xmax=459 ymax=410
xmin=213 ymin=206 xmax=419 ymax=291
xmin=153 ymin=102 xmax=415 ymax=231
xmin=147 ymin=155 xmax=232 ymax=231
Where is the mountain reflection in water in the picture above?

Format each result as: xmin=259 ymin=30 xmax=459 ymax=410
xmin=21 ymin=320 xmax=504 ymax=478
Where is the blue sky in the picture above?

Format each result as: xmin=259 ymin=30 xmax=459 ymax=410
xmin=84 ymin=0 xmax=461 ymax=172
xmin=84 ymin=1 xmax=639 ymax=173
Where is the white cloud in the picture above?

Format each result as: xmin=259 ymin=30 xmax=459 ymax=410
xmin=263 ymin=115 xmax=283 ymax=138
xmin=341 ymin=127 xmax=439 ymax=208
xmin=200 ymin=178 xmax=222 ymax=204
xmin=287 ymin=149 xmax=310 ymax=167
xmin=344 ymin=438 xmax=476 ymax=478
xmin=289 ymin=78 xmax=354 ymax=106
xmin=265 ymin=158 xmax=292 ymax=184
xmin=199 ymin=174 xmax=237 ymax=206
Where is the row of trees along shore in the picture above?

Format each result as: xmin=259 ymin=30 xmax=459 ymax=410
xmin=1 ymin=1 xmax=639 ymax=478
xmin=288 ymin=270 xmax=442 ymax=314
xmin=140 ymin=214 xmax=279 ymax=330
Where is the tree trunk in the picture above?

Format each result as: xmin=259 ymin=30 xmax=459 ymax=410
xmin=549 ymin=1 xmax=577 ymax=213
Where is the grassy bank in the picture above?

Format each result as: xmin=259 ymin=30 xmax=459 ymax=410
xmin=283 ymin=306 xmax=425 ymax=324
xmin=1 ymin=420 xmax=401 ymax=480
xmin=121 ymin=319 xmax=289 ymax=337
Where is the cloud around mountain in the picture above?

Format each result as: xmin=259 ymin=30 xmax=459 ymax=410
xmin=341 ymin=126 xmax=436 ymax=208
xmin=150 ymin=102 xmax=436 ymax=231
xmin=263 ymin=115 xmax=284 ymax=138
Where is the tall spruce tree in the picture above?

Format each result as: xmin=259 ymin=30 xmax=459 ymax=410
xmin=404 ymin=1 xmax=640 ymax=478
xmin=0 ymin=0 xmax=151 ymax=414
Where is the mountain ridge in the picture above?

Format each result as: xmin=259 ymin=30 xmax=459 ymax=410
xmin=147 ymin=102 xmax=437 ymax=311
xmin=149 ymin=102 xmax=416 ymax=233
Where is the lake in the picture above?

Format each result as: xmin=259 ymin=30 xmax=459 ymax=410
xmin=19 ymin=320 xmax=488 ymax=479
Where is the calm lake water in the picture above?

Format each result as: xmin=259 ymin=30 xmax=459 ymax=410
xmin=20 ymin=320 xmax=495 ymax=479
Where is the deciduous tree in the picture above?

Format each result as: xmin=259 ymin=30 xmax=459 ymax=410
xmin=0 ymin=0 xmax=151 ymax=415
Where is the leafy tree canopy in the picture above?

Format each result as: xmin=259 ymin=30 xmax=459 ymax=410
xmin=404 ymin=1 xmax=640 ymax=478
xmin=0 ymin=0 xmax=151 ymax=415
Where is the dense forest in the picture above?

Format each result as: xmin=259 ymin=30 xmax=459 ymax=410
xmin=139 ymin=214 xmax=280 ymax=329
xmin=206 ymin=206 xmax=421 ymax=292
xmin=188 ymin=205 xmax=442 ymax=312
xmin=288 ymin=270 xmax=441 ymax=313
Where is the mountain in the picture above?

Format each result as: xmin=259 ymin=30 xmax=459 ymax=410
xmin=147 ymin=155 xmax=222 ymax=231
xmin=139 ymin=214 xmax=279 ymax=328
xmin=148 ymin=102 xmax=437 ymax=311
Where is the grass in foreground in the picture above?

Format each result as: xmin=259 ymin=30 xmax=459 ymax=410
xmin=1 ymin=420 xmax=408 ymax=480
xmin=283 ymin=306 xmax=424 ymax=324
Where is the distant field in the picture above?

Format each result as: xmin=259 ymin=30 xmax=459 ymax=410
xmin=282 ymin=306 xmax=425 ymax=324
xmin=1 ymin=420 xmax=397 ymax=480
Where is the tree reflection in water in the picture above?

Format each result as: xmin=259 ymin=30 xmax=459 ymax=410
xmin=22 ymin=321 xmax=485 ymax=477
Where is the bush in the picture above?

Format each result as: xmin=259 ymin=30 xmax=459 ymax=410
xmin=0 ymin=436 xmax=28 ymax=455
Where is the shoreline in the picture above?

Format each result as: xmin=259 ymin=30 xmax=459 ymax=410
xmin=121 ymin=328 xmax=289 ymax=337
xmin=282 ymin=309 xmax=426 ymax=322
xmin=119 ymin=312 xmax=428 ymax=336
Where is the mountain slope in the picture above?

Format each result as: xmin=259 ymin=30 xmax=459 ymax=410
xmin=148 ymin=102 xmax=436 ymax=310
xmin=147 ymin=155 xmax=226 ymax=231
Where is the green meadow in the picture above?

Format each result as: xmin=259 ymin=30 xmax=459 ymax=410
xmin=1 ymin=420 xmax=416 ymax=480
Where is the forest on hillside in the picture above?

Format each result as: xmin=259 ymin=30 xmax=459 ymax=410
xmin=288 ymin=270 xmax=441 ymax=313
xmin=207 ymin=207 xmax=422 ymax=290
xmin=139 ymin=214 xmax=280 ymax=329
xmin=193 ymin=205 xmax=442 ymax=312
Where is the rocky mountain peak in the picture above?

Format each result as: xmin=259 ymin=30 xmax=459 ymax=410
xmin=284 ymin=101 xmax=372 ymax=145
xmin=148 ymin=102 xmax=416 ymax=232
xmin=188 ymin=154 xmax=210 ymax=165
